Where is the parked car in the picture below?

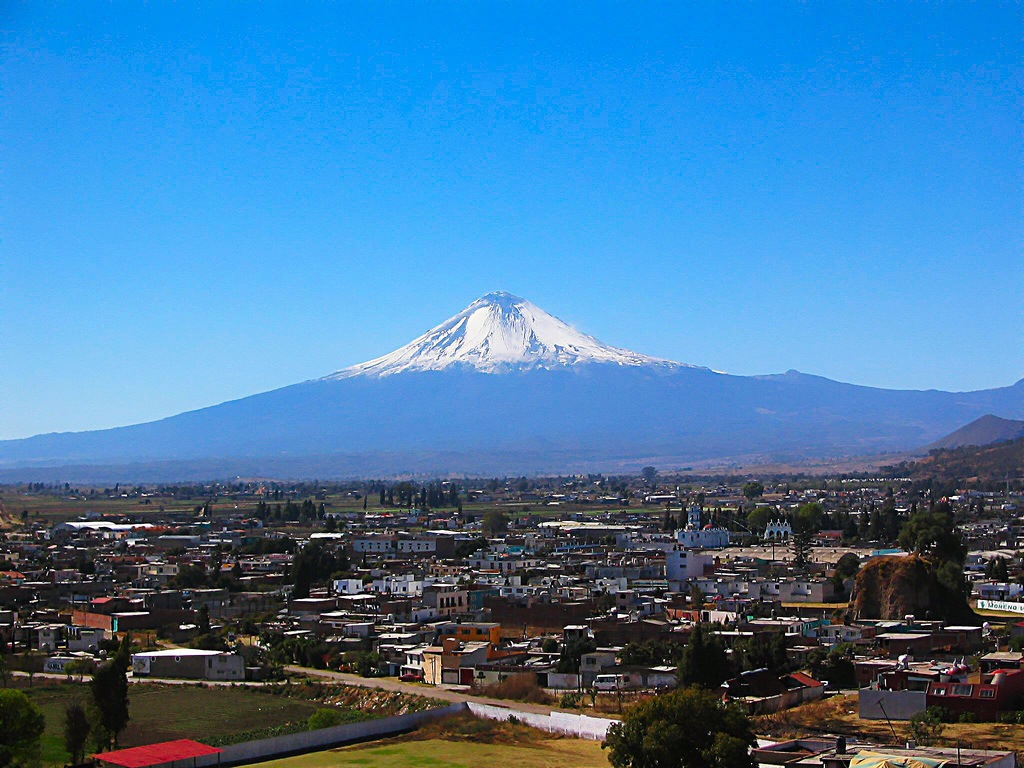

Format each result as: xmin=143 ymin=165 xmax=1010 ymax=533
xmin=400 ymin=671 xmax=424 ymax=682
xmin=594 ymin=673 xmax=636 ymax=691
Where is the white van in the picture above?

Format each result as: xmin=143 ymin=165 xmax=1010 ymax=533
xmin=593 ymin=673 xmax=635 ymax=691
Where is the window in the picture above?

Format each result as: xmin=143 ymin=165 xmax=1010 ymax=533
xmin=951 ymin=684 xmax=973 ymax=697
xmin=932 ymin=686 xmax=946 ymax=695
xmin=980 ymin=688 xmax=996 ymax=699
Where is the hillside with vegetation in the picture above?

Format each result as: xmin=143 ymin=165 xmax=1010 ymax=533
xmin=850 ymin=504 xmax=976 ymax=624
xmin=850 ymin=554 xmax=975 ymax=624
xmin=925 ymin=415 xmax=1024 ymax=450
xmin=884 ymin=437 xmax=1024 ymax=485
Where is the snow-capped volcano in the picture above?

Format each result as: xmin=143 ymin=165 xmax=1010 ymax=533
xmin=328 ymin=291 xmax=693 ymax=378
xmin=3 ymin=289 xmax=1024 ymax=481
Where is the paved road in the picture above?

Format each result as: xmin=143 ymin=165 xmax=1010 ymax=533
xmin=285 ymin=665 xmax=570 ymax=716
xmin=13 ymin=670 xmax=263 ymax=687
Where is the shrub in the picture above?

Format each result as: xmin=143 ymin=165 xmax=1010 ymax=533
xmin=908 ymin=707 xmax=944 ymax=746
xmin=481 ymin=673 xmax=552 ymax=705
xmin=559 ymin=692 xmax=583 ymax=709
xmin=307 ymin=708 xmax=344 ymax=730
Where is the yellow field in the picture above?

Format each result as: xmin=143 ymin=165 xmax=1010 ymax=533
xmin=258 ymin=716 xmax=609 ymax=768
xmin=758 ymin=694 xmax=1024 ymax=752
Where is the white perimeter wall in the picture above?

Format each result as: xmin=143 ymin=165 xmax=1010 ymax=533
xmin=466 ymin=702 xmax=616 ymax=740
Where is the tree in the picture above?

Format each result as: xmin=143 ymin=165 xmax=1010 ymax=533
xmin=908 ymin=706 xmax=944 ymax=746
xmin=0 ymin=688 xmax=45 ymax=768
xmin=13 ymin=655 xmax=45 ymax=688
xmin=196 ymin=604 xmax=211 ymax=635
xmin=733 ymin=632 xmax=789 ymax=675
xmin=741 ymin=482 xmax=764 ymax=501
xmin=986 ymin=556 xmax=1010 ymax=582
xmin=481 ymin=510 xmax=509 ymax=537
xmin=835 ymin=552 xmax=861 ymax=579
xmin=621 ymin=640 xmax=686 ymax=667
xmin=64 ymin=659 xmax=95 ymax=683
xmin=63 ymin=703 xmax=91 ymax=765
xmin=642 ymin=467 xmax=658 ymax=485
xmin=807 ymin=645 xmax=855 ymax=689
xmin=603 ymin=686 xmax=755 ymax=768
xmin=898 ymin=509 xmax=966 ymax=565
xmin=793 ymin=503 xmax=823 ymax=534
xmin=557 ymin=635 xmax=597 ymax=674
xmin=791 ymin=527 xmax=813 ymax=569
xmin=745 ymin=506 xmax=770 ymax=536
xmin=90 ymin=635 xmax=131 ymax=750
xmin=678 ymin=623 xmax=731 ymax=689
xmin=289 ymin=541 xmax=346 ymax=599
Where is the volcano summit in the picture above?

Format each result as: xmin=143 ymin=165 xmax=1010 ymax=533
xmin=329 ymin=291 xmax=693 ymax=378
xmin=2 ymin=292 xmax=1023 ymax=481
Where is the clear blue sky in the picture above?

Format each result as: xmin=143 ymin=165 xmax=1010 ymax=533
xmin=2 ymin=2 xmax=1022 ymax=439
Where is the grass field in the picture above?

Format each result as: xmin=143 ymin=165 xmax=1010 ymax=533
xmin=258 ymin=716 xmax=610 ymax=768
xmin=758 ymin=694 xmax=1024 ymax=753
xmin=260 ymin=738 xmax=609 ymax=768
xmin=23 ymin=682 xmax=322 ymax=763
xmin=0 ymin=488 xmax=638 ymax=528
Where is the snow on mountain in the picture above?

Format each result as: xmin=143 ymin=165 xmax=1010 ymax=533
xmin=327 ymin=291 xmax=699 ymax=378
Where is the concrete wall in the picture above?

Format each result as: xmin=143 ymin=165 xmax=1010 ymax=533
xmin=858 ymin=689 xmax=927 ymax=721
xmin=466 ymin=702 xmax=615 ymax=741
xmin=197 ymin=703 xmax=466 ymax=767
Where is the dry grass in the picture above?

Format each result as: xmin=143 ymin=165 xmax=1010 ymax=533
xmin=757 ymin=694 xmax=1024 ymax=753
xmin=415 ymin=713 xmax=549 ymax=745
xmin=478 ymin=673 xmax=553 ymax=705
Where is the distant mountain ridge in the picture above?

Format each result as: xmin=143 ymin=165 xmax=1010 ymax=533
xmin=925 ymin=414 xmax=1024 ymax=450
xmin=1 ymin=292 xmax=1023 ymax=481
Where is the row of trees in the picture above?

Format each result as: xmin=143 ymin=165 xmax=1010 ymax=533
xmin=253 ymin=499 xmax=327 ymax=523
xmin=378 ymin=482 xmax=462 ymax=511
xmin=290 ymin=541 xmax=349 ymax=599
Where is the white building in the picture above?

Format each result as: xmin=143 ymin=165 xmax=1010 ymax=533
xmin=331 ymin=578 xmax=365 ymax=595
xmin=675 ymin=506 xmax=730 ymax=549
xmin=666 ymin=549 xmax=714 ymax=581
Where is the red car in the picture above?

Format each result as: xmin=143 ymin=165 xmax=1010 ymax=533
xmin=399 ymin=672 xmax=424 ymax=682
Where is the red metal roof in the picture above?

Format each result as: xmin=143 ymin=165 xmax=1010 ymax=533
xmin=93 ymin=740 xmax=222 ymax=768
xmin=786 ymin=671 xmax=825 ymax=688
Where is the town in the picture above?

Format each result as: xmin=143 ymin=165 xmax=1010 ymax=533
xmin=0 ymin=468 xmax=1022 ymax=767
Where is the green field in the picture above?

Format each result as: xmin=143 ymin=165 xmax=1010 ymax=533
xmin=259 ymin=736 xmax=609 ymax=768
xmin=0 ymin=488 xmax=643 ymax=528
xmin=23 ymin=682 xmax=322 ymax=763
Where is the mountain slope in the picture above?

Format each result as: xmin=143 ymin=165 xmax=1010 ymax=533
xmin=1 ymin=292 xmax=1023 ymax=480
xmin=889 ymin=437 xmax=1024 ymax=483
xmin=925 ymin=414 xmax=1024 ymax=450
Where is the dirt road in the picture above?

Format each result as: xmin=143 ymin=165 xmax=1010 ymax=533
xmin=285 ymin=665 xmax=569 ymax=716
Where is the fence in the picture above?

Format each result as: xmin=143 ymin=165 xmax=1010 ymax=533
xmin=466 ymin=701 xmax=616 ymax=740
